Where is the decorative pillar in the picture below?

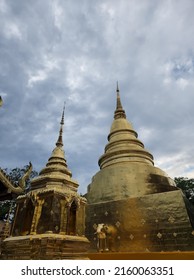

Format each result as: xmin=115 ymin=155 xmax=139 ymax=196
xmin=75 ymin=198 xmax=81 ymax=235
xmin=59 ymin=199 xmax=68 ymax=234
xmin=81 ymin=199 xmax=86 ymax=235
xmin=30 ymin=198 xmax=44 ymax=234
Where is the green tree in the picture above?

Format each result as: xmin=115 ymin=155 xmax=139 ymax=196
xmin=0 ymin=165 xmax=38 ymax=221
xmin=0 ymin=201 xmax=11 ymax=220
xmin=0 ymin=200 xmax=16 ymax=221
xmin=175 ymin=177 xmax=194 ymax=204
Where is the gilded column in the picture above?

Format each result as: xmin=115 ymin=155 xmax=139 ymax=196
xmin=82 ymin=200 xmax=86 ymax=235
xmin=30 ymin=198 xmax=44 ymax=234
xmin=59 ymin=199 xmax=68 ymax=234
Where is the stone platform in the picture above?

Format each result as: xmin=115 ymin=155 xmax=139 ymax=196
xmin=2 ymin=233 xmax=90 ymax=259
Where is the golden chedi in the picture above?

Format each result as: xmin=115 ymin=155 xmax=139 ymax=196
xmin=86 ymin=85 xmax=194 ymax=252
xmin=2 ymin=107 xmax=89 ymax=259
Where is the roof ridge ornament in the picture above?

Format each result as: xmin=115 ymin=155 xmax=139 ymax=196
xmin=0 ymin=96 xmax=3 ymax=107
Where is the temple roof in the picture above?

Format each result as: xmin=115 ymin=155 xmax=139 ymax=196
xmin=0 ymin=96 xmax=3 ymax=107
xmin=0 ymin=163 xmax=32 ymax=201
xmin=0 ymin=168 xmax=21 ymax=201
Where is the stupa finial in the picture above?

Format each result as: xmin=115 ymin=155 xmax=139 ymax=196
xmin=116 ymin=81 xmax=119 ymax=92
xmin=114 ymin=83 xmax=126 ymax=119
xmin=56 ymin=102 xmax=65 ymax=147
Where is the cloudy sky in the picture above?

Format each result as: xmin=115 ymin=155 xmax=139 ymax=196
xmin=0 ymin=0 xmax=194 ymax=194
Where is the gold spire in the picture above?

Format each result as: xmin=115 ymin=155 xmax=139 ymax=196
xmin=56 ymin=103 xmax=65 ymax=148
xmin=98 ymin=84 xmax=154 ymax=170
xmin=114 ymin=82 xmax=126 ymax=119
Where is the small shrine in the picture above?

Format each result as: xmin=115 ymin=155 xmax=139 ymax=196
xmin=2 ymin=107 xmax=89 ymax=259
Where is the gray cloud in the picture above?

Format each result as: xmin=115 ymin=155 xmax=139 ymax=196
xmin=0 ymin=0 xmax=194 ymax=194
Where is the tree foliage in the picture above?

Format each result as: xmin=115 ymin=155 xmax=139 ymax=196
xmin=0 ymin=201 xmax=11 ymax=220
xmin=0 ymin=200 xmax=16 ymax=221
xmin=0 ymin=165 xmax=38 ymax=221
xmin=175 ymin=177 xmax=194 ymax=204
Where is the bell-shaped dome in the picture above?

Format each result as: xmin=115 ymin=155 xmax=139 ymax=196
xmin=99 ymin=89 xmax=154 ymax=169
xmin=87 ymin=85 xmax=177 ymax=203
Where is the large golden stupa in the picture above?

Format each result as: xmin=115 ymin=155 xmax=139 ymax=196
xmin=86 ymin=85 xmax=194 ymax=252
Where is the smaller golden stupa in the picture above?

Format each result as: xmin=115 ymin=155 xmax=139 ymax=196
xmin=2 ymin=106 xmax=89 ymax=259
